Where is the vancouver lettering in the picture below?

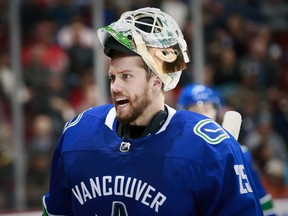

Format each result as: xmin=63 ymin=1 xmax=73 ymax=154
xmin=71 ymin=175 xmax=167 ymax=213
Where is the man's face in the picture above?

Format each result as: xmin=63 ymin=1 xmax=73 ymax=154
xmin=188 ymin=102 xmax=217 ymax=120
xmin=108 ymin=53 xmax=154 ymax=124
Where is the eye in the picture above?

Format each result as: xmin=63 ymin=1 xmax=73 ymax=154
xmin=122 ymin=74 xmax=132 ymax=80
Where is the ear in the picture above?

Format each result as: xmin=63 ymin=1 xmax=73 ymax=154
xmin=152 ymin=76 xmax=163 ymax=91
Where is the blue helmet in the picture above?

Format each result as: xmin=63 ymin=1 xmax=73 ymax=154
xmin=177 ymin=84 xmax=222 ymax=110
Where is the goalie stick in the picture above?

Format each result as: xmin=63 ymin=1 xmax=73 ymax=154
xmin=221 ymin=111 xmax=242 ymax=140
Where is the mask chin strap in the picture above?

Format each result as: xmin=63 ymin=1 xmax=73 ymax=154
xmin=142 ymin=109 xmax=167 ymax=136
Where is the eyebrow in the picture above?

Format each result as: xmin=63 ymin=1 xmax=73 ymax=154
xmin=108 ymin=68 xmax=133 ymax=76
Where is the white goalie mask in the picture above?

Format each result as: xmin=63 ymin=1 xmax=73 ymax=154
xmin=97 ymin=7 xmax=190 ymax=91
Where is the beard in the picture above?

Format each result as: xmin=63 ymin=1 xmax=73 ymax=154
xmin=114 ymin=86 xmax=152 ymax=124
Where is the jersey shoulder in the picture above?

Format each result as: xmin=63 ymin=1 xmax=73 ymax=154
xmin=170 ymin=110 xmax=243 ymax=162
xmin=173 ymin=110 xmax=231 ymax=145
xmin=63 ymin=104 xmax=113 ymax=130
xmin=60 ymin=104 xmax=115 ymax=152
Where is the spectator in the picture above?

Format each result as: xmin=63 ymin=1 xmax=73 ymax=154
xmin=262 ymin=159 xmax=288 ymax=198
xmin=244 ymin=111 xmax=288 ymax=164
xmin=260 ymin=0 xmax=288 ymax=32
xmin=213 ymin=46 xmax=241 ymax=87
xmin=239 ymin=35 xmax=280 ymax=89
xmin=161 ymin=0 xmax=188 ymax=29
xmin=22 ymin=19 xmax=69 ymax=75
xmin=57 ymin=15 xmax=94 ymax=49
xmin=26 ymin=114 xmax=55 ymax=208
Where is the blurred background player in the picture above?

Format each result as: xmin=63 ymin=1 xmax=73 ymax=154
xmin=177 ymin=84 xmax=221 ymax=120
xmin=177 ymin=83 xmax=276 ymax=216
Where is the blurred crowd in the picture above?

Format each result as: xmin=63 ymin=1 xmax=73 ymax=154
xmin=0 ymin=0 xmax=288 ymax=211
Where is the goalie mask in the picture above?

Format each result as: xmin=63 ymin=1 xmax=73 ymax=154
xmin=97 ymin=7 xmax=190 ymax=91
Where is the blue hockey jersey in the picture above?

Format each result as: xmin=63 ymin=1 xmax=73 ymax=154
xmin=43 ymin=104 xmax=263 ymax=216
xmin=241 ymin=146 xmax=276 ymax=216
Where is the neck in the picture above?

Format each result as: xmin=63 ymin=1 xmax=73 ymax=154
xmin=117 ymin=106 xmax=168 ymax=139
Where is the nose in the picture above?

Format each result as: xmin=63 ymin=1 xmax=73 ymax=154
xmin=110 ymin=77 xmax=122 ymax=93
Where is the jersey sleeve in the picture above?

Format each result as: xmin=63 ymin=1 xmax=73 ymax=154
xmin=177 ymin=113 xmax=264 ymax=215
xmin=191 ymin=139 xmax=264 ymax=216
xmin=242 ymin=146 xmax=277 ymax=216
xmin=42 ymin=106 xmax=112 ymax=216
xmin=42 ymin=134 xmax=72 ymax=216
